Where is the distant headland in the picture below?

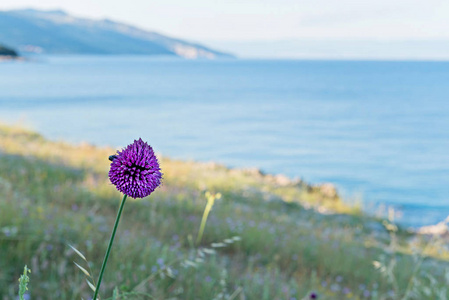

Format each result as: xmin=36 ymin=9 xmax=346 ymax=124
xmin=0 ymin=9 xmax=234 ymax=59
xmin=0 ymin=44 xmax=18 ymax=60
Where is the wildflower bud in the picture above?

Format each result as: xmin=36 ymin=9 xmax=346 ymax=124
xmin=109 ymin=138 xmax=162 ymax=198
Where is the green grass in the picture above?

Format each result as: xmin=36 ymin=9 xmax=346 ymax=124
xmin=0 ymin=123 xmax=448 ymax=299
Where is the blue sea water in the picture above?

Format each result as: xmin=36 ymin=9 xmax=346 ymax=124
xmin=0 ymin=55 xmax=448 ymax=227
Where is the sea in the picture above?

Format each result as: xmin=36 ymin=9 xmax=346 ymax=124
xmin=0 ymin=55 xmax=448 ymax=227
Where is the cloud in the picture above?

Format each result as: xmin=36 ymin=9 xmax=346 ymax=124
xmin=1 ymin=0 xmax=448 ymax=40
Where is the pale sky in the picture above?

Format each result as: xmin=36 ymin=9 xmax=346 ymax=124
xmin=1 ymin=0 xmax=449 ymax=42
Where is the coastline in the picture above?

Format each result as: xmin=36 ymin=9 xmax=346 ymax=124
xmin=0 ymin=122 xmax=443 ymax=233
xmin=1 ymin=122 xmax=449 ymax=298
xmin=1 ymin=57 xmax=448 ymax=228
xmin=0 ymin=55 xmax=25 ymax=62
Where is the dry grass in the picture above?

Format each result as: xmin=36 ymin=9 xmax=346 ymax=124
xmin=1 ymin=123 xmax=448 ymax=300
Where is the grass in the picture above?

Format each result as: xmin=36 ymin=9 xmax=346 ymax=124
xmin=0 ymin=123 xmax=448 ymax=299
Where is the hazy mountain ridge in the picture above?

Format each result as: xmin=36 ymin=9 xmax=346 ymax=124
xmin=0 ymin=9 xmax=233 ymax=58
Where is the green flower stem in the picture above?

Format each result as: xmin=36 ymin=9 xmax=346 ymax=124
xmin=196 ymin=192 xmax=220 ymax=246
xmin=196 ymin=201 xmax=213 ymax=246
xmin=93 ymin=194 xmax=128 ymax=300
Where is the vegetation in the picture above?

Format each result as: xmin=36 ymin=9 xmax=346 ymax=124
xmin=0 ymin=44 xmax=18 ymax=57
xmin=0 ymin=123 xmax=448 ymax=299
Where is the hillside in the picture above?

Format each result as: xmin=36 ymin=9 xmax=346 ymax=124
xmin=0 ymin=9 xmax=233 ymax=59
xmin=0 ymin=44 xmax=17 ymax=57
xmin=0 ymin=123 xmax=448 ymax=299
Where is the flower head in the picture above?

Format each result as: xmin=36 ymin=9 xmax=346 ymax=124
xmin=109 ymin=138 xmax=162 ymax=198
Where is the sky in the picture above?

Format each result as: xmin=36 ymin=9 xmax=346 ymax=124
xmin=1 ymin=0 xmax=449 ymax=58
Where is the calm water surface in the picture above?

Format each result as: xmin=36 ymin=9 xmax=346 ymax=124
xmin=1 ymin=56 xmax=448 ymax=227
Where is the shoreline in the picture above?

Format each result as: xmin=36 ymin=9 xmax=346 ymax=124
xmin=1 ymin=121 xmax=449 ymax=299
xmin=0 ymin=121 xmax=445 ymax=232
xmin=0 ymin=57 xmax=447 ymax=228
xmin=0 ymin=55 xmax=25 ymax=62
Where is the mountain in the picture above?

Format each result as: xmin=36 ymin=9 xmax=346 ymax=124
xmin=0 ymin=44 xmax=18 ymax=57
xmin=0 ymin=9 xmax=233 ymax=59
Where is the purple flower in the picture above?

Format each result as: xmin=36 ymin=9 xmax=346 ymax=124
xmin=109 ymin=138 xmax=162 ymax=198
xmin=309 ymin=292 xmax=318 ymax=299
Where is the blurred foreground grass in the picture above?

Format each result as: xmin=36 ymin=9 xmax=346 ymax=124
xmin=0 ymin=123 xmax=448 ymax=300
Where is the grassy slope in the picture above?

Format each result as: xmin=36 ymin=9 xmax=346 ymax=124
xmin=0 ymin=124 xmax=448 ymax=300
